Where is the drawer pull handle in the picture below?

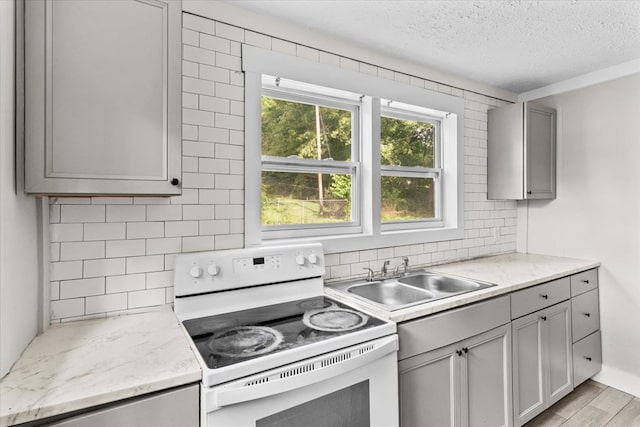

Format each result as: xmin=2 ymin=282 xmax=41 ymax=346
xmin=540 ymin=316 xmax=547 ymax=321
xmin=582 ymin=279 xmax=590 ymax=284
xmin=584 ymin=356 xmax=592 ymax=362
xmin=583 ymin=312 xmax=591 ymax=317
xmin=462 ymin=347 xmax=469 ymax=354
xmin=540 ymin=294 xmax=549 ymax=299
xmin=456 ymin=350 xmax=463 ymax=357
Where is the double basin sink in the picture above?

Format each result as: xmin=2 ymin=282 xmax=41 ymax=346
xmin=328 ymin=270 xmax=496 ymax=311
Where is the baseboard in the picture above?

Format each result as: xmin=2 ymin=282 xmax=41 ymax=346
xmin=593 ymin=365 xmax=640 ymax=398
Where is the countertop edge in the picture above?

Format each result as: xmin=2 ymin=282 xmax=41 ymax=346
xmin=1 ymin=372 xmax=202 ymax=427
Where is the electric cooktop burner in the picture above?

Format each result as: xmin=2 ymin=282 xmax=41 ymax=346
xmin=182 ymin=296 xmax=385 ymax=370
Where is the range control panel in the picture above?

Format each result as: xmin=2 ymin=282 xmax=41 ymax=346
xmin=174 ymin=243 xmax=324 ymax=297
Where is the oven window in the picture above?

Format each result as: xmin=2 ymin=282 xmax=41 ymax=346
xmin=256 ymin=381 xmax=370 ymax=427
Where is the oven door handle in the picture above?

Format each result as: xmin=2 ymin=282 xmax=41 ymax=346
xmin=213 ymin=335 xmax=397 ymax=408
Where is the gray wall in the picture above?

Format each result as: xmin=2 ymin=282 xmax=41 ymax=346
xmin=0 ymin=0 xmax=40 ymax=377
xmin=523 ymin=73 xmax=640 ymax=396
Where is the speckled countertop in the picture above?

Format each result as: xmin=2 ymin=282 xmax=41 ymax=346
xmin=325 ymin=252 xmax=600 ymax=323
xmin=0 ymin=309 xmax=201 ymax=427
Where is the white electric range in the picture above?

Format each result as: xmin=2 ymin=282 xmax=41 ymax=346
xmin=174 ymin=243 xmax=399 ymax=427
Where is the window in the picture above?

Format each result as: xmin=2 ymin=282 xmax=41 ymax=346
xmin=243 ymin=46 xmax=464 ymax=252
xmin=380 ymin=100 xmax=442 ymax=230
xmin=259 ymin=76 xmax=362 ymax=239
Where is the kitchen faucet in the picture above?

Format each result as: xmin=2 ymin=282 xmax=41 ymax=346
xmin=380 ymin=260 xmax=391 ymax=278
xmin=362 ymin=267 xmax=375 ymax=282
xmin=394 ymin=256 xmax=410 ymax=276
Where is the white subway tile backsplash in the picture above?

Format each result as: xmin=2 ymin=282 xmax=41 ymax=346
xmin=146 ymin=238 xmax=182 ymax=255
xmin=60 ymin=241 xmax=105 ymax=261
xmin=126 ymin=255 xmax=165 ymax=274
xmin=182 ymin=13 xmax=215 ymax=35
xmin=183 ymin=141 xmax=215 ymax=158
xmin=199 ymin=219 xmax=229 ymax=235
xmin=199 ymin=64 xmax=229 ymax=83
xmin=182 ymin=173 xmax=216 ymax=189
xmin=106 ymin=273 xmax=146 ymax=293
xmin=106 ymin=205 xmax=145 ymax=222
xmin=60 ymin=277 xmax=105 ymax=299
xmin=106 ymin=239 xmax=146 ymax=258
xmin=50 ymin=282 xmax=60 ymax=300
xmin=146 ymin=271 xmax=173 ymax=289
xmin=86 ymin=293 xmax=128 ymax=314
xmin=245 ymin=31 xmax=271 ymax=49
xmin=49 ymin=205 xmax=60 ymax=223
xmin=84 ymin=258 xmax=125 ymax=278
xmin=50 ymin=224 xmax=83 ymax=242
xmin=183 ymin=205 xmax=215 ymax=220
xmin=128 ymin=289 xmax=165 ymax=309
xmin=182 ymin=28 xmax=199 ymax=46
xmin=215 ymin=22 xmax=244 ymax=42
xmin=50 ymin=243 xmax=60 ymax=262
xmin=215 ymin=52 xmax=241 ymax=71
xmin=146 ymin=205 xmax=182 ymax=221
xmin=51 ymin=261 xmax=83 ymax=281
xmin=183 ymin=108 xmax=216 ymax=125
xmin=183 ymin=45 xmax=215 ymax=66
xmin=165 ymin=221 xmax=199 ymax=237
xmin=199 ymin=126 xmax=228 ymax=143
xmin=272 ymin=38 xmax=296 ymax=55
xmin=214 ymin=234 xmax=243 ymax=250
xmin=51 ymin=298 xmax=85 ymax=320
xmin=199 ymin=33 xmax=229 ymax=53
xmin=182 ymin=235 xmax=215 ymax=252
xmin=199 ymin=95 xmax=229 ymax=113
xmin=61 ymin=205 xmax=104 ymax=223
xmin=126 ymin=222 xmax=164 ymax=239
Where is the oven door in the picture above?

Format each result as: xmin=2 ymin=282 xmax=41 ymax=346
xmin=201 ymin=335 xmax=398 ymax=427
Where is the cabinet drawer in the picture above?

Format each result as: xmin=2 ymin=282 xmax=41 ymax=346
xmin=573 ymin=331 xmax=602 ymax=387
xmin=398 ymin=295 xmax=510 ymax=360
xmin=572 ymin=289 xmax=600 ymax=342
xmin=511 ymin=277 xmax=570 ymax=319
xmin=570 ymin=269 xmax=598 ymax=296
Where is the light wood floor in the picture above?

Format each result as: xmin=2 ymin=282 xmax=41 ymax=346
xmin=525 ymin=380 xmax=640 ymax=427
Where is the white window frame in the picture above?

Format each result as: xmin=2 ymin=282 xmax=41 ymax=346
xmin=379 ymin=102 xmax=443 ymax=231
xmin=259 ymin=77 xmax=363 ymax=239
xmin=244 ymin=45 xmax=465 ymax=253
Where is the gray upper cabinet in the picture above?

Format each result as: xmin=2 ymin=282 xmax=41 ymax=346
xmin=488 ymin=101 xmax=556 ymax=200
xmin=24 ymin=0 xmax=182 ymax=195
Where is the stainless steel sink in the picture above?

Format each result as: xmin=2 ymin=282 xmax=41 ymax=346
xmin=347 ymin=281 xmax=435 ymax=306
xmin=327 ymin=270 xmax=496 ymax=311
xmin=398 ymin=273 xmax=487 ymax=294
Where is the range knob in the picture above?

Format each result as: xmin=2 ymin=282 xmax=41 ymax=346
xmin=207 ymin=264 xmax=219 ymax=276
xmin=295 ymin=254 xmax=306 ymax=266
xmin=308 ymin=253 xmax=318 ymax=264
xmin=189 ymin=265 xmax=202 ymax=278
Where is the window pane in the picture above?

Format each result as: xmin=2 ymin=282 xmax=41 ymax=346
xmin=261 ymin=97 xmax=352 ymax=161
xmin=262 ymin=171 xmax=352 ymax=225
xmin=381 ymin=176 xmax=435 ymax=221
xmin=380 ymin=116 xmax=435 ymax=167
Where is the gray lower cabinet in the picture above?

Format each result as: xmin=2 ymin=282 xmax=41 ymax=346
xmin=38 ymin=384 xmax=199 ymax=427
xmin=24 ymin=0 xmax=182 ymax=195
xmin=398 ymin=296 xmax=512 ymax=427
xmin=512 ymin=300 xmax=573 ymax=426
xmin=570 ymin=268 xmax=602 ymax=387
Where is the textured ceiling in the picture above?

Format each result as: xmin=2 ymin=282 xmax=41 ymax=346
xmin=229 ymin=0 xmax=640 ymax=93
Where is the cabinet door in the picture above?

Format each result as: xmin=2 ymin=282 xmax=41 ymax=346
xmin=460 ymin=324 xmax=512 ymax=427
xmin=25 ymin=0 xmax=182 ymax=195
xmin=544 ymin=301 xmax=573 ymax=406
xmin=399 ymin=343 xmax=460 ymax=427
xmin=525 ymin=103 xmax=556 ymax=199
xmin=512 ymin=312 xmax=545 ymax=426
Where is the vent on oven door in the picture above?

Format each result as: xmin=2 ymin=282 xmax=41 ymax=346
xmin=241 ymin=343 xmax=378 ymax=388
